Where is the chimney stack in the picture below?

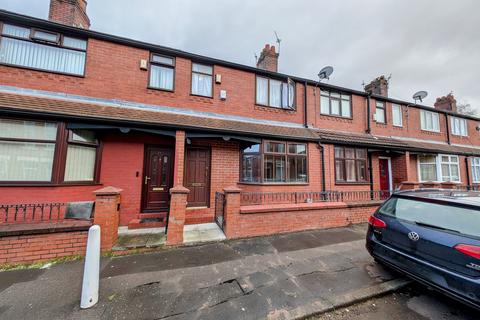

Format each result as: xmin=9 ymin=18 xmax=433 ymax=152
xmin=434 ymin=93 xmax=457 ymax=112
xmin=49 ymin=0 xmax=90 ymax=29
xmin=365 ymin=75 xmax=389 ymax=97
xmin=256 ymin=44 xmax=279 ymax=73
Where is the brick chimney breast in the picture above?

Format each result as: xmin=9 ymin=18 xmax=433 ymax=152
xmin=365 ymin=75 xmax=389 ymax=97
xmin=434 ymin=93 xmax=457 ymax=112
xmin=49 ymin=0 xmax=90 ymax=29
xmin=256 ymin=44 xmax=279 ymax=73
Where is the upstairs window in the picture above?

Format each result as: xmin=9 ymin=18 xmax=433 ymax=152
xmin=149 ymin=54 xmax=175 ymax=91
xmin=0 ymin=23 xmax=87 ymax=76
xmin=420 ymin=110 xmax=440 ymax=132
xmin=240 ymin=141 xmax=307 ymax=183
xmin=320 ymin=91 xmax=351 ymax=118
xmin=392 ymin=104 xmax=403 ymax=127
xmin=191 ymin=63 xmax=213 ymax=97
xmin=334 ymin=146 xmax=368 ymax=183
xmin=256 ymin=77 xmax=295 ymax=110
xmin=374 ymin=101 xmax=386 ymax=123
xmin=451 ymin=116 xmax=468 ymax=136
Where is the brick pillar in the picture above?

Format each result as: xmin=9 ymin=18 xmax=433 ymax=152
xmin=223 ymin=186 xmax=242 ymax=239
xmin=93 ymin=186 xmax=122 ymax=252
xmin=173 ymin=130 xmax=186 ymax=187
xmin=166 ymin=186 xmax=190 ymax=246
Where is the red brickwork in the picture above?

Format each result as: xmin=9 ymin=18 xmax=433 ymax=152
xmin=93 ymin=186 xmax=121 ymax=251
xmin=0 ymin=231 xmax=87 ymax=265
xmin=166 ymin=186 xmax=189 ymax=245
xmin=49 ymin=0 xmax=90 ymax=29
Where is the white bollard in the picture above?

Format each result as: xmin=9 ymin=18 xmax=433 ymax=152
xmin=81 ymin=225 xmax=101 ymax=309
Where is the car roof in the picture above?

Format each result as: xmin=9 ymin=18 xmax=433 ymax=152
xmin=393 ymin=189 xmax=480 ymax=208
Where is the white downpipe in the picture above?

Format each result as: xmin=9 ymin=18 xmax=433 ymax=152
xmin=80 ymin=225 xmax=101 ymax=309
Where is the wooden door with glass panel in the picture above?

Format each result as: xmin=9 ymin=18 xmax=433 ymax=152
xmin=141 ymin=147 xmax=173 ymax=212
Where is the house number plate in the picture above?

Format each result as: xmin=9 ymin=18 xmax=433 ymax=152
xmin=152 ymin=187 xmax=164 ymax=191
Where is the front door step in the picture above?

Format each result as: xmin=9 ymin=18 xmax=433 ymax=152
xmin=113 ymin=226 xmax=166 ymax=251
xmin=183 ymin=223 xmax=226 ymax=244
xmin=128 ymin=215 xmax=166 ymax=229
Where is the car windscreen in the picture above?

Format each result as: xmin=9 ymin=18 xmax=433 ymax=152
xmin=378 ymin=197 xmax=480 ymax=238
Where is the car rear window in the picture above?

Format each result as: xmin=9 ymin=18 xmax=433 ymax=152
xmin=379 ymin=197 xmax=480 ymax=238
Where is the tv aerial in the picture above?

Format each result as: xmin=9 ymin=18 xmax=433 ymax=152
xmin=274 ymin=31 xmax=282 ymax=55
xmin=413 ymin=90 xmax=428 ymax=103
xmin=318 ymin=66 xmax=334 ymax=82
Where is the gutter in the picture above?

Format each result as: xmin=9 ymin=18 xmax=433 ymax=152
xmin=304 ymin=81 xmax=308 ymax=128
xmin=445 ymin=113 xmax=451 ymax=145
xmin=465 ymin=157 xmax=471 ymax=189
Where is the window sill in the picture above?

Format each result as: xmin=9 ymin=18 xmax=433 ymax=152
xmin=420 ymin=129 xmax=442 ymax=134
xmin=335 ymin=182 xmax=371 ymax=186
xmin=238 ymin=182 xmax=309 ymax=186
xmin=190 ymin=93 xmax=214 ymax=99
xmin=147 ymin=86 xmax=175 ymax=93
xmin=319 ymin=114 xmax=352 ymax=120
xmin=254 ymin=104 xmax=296 ymax=112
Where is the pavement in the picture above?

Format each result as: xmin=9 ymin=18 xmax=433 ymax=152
xmin=0 ymin=224 xmax=409 ymax=320
xmin=311 ymin=284 xmax=479 ymax=320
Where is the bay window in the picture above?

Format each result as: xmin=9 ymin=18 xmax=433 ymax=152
xmin=240 ymin=141 xmax=307 ymax=183
xmin=0 ymin=23 xmax=87 ymax=76
xmin=149 ymin=54 xmax=175 ymax=91
xmin=0 ymin=119 xmax=57 ymax=181
xmin=191 ymin=63 xmax=213 ymax=97
xmin=472 ymin=158 xmax=480 ymax=183
xmin=420 ymin=110 xmax=440 ymax=132
xmin=334 ymin=146 xmax=368 ymax=183
xmin=256 ymin=76 xmax=295 ymax=110
xmin=320 ymin=91 xmax=351 ymax=118
xmin=418 ymin=154 xmax=460 ymax=182
xmin=0 ymin=118 xmax=100 ymax=184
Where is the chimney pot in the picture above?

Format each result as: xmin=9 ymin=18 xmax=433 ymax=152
xmin=49 ymin=0 xmax=90 ymax=29
xmin=365 ymin=75 xmax=389 ymax=97
xmin=256 ymin=43 xmax=279 ymax=73
xmin=434 ymin=93 xmax=457 ymax=112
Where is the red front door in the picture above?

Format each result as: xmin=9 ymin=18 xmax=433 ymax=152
xmin=379 ymin=158 xmax=390 ymax=191
xmin=141 ymin=146 xmax=173 ymax=212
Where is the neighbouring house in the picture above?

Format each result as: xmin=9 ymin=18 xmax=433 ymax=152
xmin=1 ymin=1 xmax=480 ymax=263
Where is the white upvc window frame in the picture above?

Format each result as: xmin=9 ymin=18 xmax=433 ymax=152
xmin=417 ymin=154 xmax=461 ymax=183
xmin=472 ymin=157 xmax=480 ymax=183
xmin=450 ymin=116 xmax=468 ymax=137
xmin=392 ymin=104 xmax=403 ymax=127
xmin=420 ymin=110 xmax=440 ymax=132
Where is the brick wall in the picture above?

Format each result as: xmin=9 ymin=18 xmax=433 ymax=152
xmin=0 ymin=231 xmax=87 ymax=265
xmin=226 ymin=201 xmax=379 ymax=239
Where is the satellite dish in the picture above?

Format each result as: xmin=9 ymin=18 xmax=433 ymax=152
xmin=412 ymin=91 xmax=428 ymax=103
xmin=318 ymin=66 xmax=334 ymax=81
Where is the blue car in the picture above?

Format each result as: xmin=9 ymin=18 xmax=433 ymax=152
xmin=366 ymin=189 xmax=480 ymax=310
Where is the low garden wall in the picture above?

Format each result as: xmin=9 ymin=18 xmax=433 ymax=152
xmin=223 ymin=187 xmax=381 ymax=239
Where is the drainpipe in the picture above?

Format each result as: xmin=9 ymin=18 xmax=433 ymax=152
xmin=318 ymin=143 xmax=326 ymax=192
xmin=304 ymin=81 xmax=308 ymax=128
xmin=465 ymin=156 xmax=471 ymax=190
xmin=366 ymin=95 xmax=372 ymax=134
xmin=368 ymin=151 xmax=374 ymax=198
xmin=445 ymin=113 xmax=451 ymax=145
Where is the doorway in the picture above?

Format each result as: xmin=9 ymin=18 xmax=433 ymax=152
xmin=379 ymin=157 xmax=392 ymax=196
xmin=141 ymin=146 xmax=174 ymax=213
xmin=184 ymin=147 xmax=211 ymax=207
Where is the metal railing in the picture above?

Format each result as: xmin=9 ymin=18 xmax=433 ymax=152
xmin=214 ymin=192 xmax=225 ymax=230
xmin=240 ymin=190 xmax=390 ymax=206
xmin=0 ymin=203 xmax=67 ymax=224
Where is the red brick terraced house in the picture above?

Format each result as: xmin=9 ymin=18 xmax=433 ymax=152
xmin=1 ymin=1 xmax=480 ymax=261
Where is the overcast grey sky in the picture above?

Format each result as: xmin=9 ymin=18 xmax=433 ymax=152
xmin=1 ymin=0 xmax=479 ymax=110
